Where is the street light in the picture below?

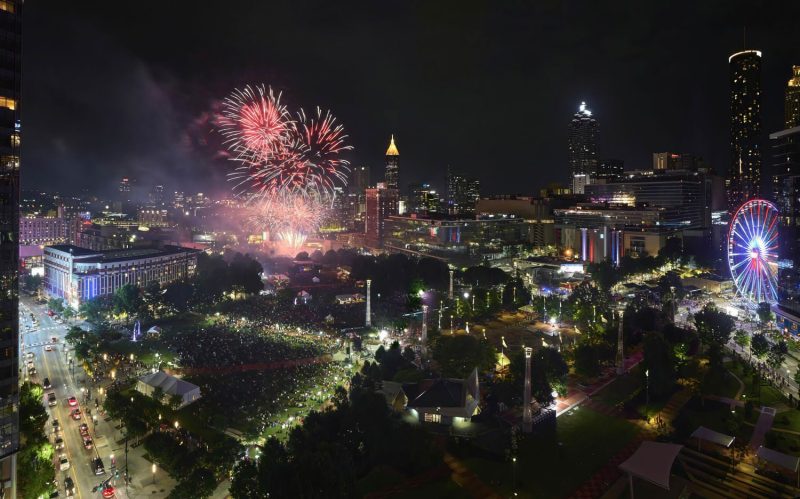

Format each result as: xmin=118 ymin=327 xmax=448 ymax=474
xmin=152 ymin=463 xmax=157 ymax=485
xmin=645 ymin=369 xmax=650 ymax=422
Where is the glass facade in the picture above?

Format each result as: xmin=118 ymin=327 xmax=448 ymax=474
xmin=728 ymin=50 xmax=762 ymax=213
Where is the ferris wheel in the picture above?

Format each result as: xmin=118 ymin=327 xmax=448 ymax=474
xmin=727 ymin=199 xmax=780 ymax=304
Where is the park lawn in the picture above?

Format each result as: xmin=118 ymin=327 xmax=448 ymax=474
xmin=766 ymin=409 xmax=800 ymax=432
xmin=462 ymin=408 xmax=638 ymax=499
xmin=357 ymin=465 xmax=462 ymax=499
xmin=673 ymin=398 xmax=753 ymax=442
xmin=765 ymin=430 xmax=800 ymax=456
xmin=593 ymin=368 xmax=642 ymax=407
xmin=703 ymin=366 xmax=742 ymax=399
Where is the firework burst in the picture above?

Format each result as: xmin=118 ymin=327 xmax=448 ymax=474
xmin=219 ymin=84 xmax=351 ymax=246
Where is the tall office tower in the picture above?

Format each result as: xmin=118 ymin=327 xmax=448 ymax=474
xmin=385 ymin=135 xmax=399 ymax=190
xmin=728 ymin=50 xmax=762 ymax=213
xmin=568 ymin=102 xmax=598 ymax=193
xmin=786 ymin=66 xmax=800 ymax=129
xmin=596 ymin=159 xmax=624 ymax=181
xmin=446 ymin=167 xmax=480 ymax=216
xmin=409 ymin=183 xmax=440 ymax=215
xmin=149 ymin=184 xmax=165 ymax=207
xmin=0 ymin=1 xmax=20 ymax=492
xmin=365 ymin=183 xmax=399 ymax=247
xmin=653 ymin=152 xmax=699 ymax=172
xmin=349 ymin=165 xmax=370 ymax=195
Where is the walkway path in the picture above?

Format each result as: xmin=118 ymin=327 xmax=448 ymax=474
xmin=749 ymin=406 xmax=776 ymax=451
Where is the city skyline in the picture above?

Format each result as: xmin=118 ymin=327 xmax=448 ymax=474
xmin=21 ymin=1 xmax=800 ymax=198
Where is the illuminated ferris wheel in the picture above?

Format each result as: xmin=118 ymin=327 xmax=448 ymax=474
xmin=727 ymin=199 xmax=780 ymax=304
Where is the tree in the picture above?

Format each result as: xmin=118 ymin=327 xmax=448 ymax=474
xmin=169 ymin=393 xmax=183 ymax=410
xmin=230 ymin=460 xmax=260 ymax=499
xmin=114 ymin=284 xmax=142 ymax=318
xmin=18 ymin=383 xmax=55 ymax=499
xmin=47 ymin=297 xmax=64 ymax=314
xmin=693 ymin=304 xmax=735 ymax=366
xmin=151 ymin=386 xmax=165 ymax=404
xmin=767 ymin=340 xmax=788 ymax=370
xmin=586 ymin=261 xmax=620 ymax=291
xmin=168 ymin=467 xmax=217 ymax=499
xmin=431 ymin=334 xmax=496 ymax=378
xmin=23 ymin=273 xmax=42 ymax=291
xmin=574 ymin=343 xmax=602 ymax=378
xmin=733 ymin=329 xmax=751 ymax=353
xmin=751 ymin=334 xmax=770 ymax=360
xmin=757 ymin=302 xmax=773 ymax=325
xmin=229 ymin=253 xmax=264 ymax=294
xmin=79 ymin=296 xmax=110 ymax=324
xmin=642 ymin=332 xmax=676 ymax=399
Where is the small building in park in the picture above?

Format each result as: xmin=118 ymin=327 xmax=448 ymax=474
xmin=136 ymin=371 xmax=202 ymax=408
xmin=407 ymin=368 xmax=480 ymax=425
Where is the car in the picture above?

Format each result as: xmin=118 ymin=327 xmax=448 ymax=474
xmin=91 ymin=457 xmax=105 ymax=475
xmin=67 ymin=397 xmax=77 ymax=407
xmin=26 ymin=360 xmax=34 ymax=369
xmin=54 ymin=437 xmax=64 ymax=450
xmin=78 ymin=423 xmax=89 ymax=436
xmin=70 ymin=409 xmax=81 ymax=420
xmin=47 ymin=392 xmax=57 ymax=407
xmin=64 ymin=477 xmax=75 ymax=497
xmin=43 ymin=377 xmax=51 ymax=389
xmin=82 ymin=436 xmax=93 ymax=449
xmin=27 ymin=367 xmax=36 ymax=376
xmin=59 ymin=454 xmax=70 ymax=471
xmin=51 ymin=336 xmax=58 ymax=343
xmin=45 ymin=344 xmax=52 ymax=352
xmin=51 ymin=419 xmax=60 ymax=430
xmin=25 ymin=352 xmax=34 ymax=359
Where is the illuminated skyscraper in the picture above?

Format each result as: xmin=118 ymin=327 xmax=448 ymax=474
xmin=0 ymin=0 xmax=20 ymax=492
xmin=786 ymin=66 xmax=800 ymax=129
xmin=365 ymin=183 xmax=399 ymax=247
xmin=385 ymin=135 xmax=399 ymax=190
xmin=728 ymin=49 xmax=762 ymax=213
xmin=568 ymin=102 xmax=598 ymax=193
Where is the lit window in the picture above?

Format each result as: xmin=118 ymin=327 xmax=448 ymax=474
xmin=423 ymin=413 xmax=441 ymax=423
xmin=0 ymin=1 xmax=14 ymax=13
xmin=0 ymin=97 xmax=15 ymax=110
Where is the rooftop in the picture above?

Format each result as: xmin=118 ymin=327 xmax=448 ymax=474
xmin=46 ymin=244 xmax=201 ymax=263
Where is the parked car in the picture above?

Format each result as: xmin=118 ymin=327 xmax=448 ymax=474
xmin=45 ymin=344 xmax=53 ymax=352
xmin=47 ymin=392 xmax=57 ymax=407
xmin=54 ymin=437 xmax=64 ymax=450
xmin=59 ymin=454 xmax=70 ymax=471
xmin=64 ymin=477 xmax=75 ymax=497
xmin=82 ymin=436 xmax=93 ymax=450
xmin=43 ymin=377 xmax=51 ymax=389
xmin=67 ymin=397 xmax=77 ymax=407
xmin=70 ymin=409 xmax=81 ymax=421
xmin=78 ymin=423 xmax=89 ymax=437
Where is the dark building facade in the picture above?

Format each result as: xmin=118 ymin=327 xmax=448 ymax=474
xmin=770 ymin=126 xmax=800 ymax=261
xmin=446 ymin=167 xmax=480 ymax=216
xmin=0 ymin=0 xmax=20 ymax=491
xmin=786 ymin=66 xmax=800 ymax=129
xmin=567 ymin=102 xmax=598 ymax=191
xmin=584 ymin=169 xmax=711 ymax=229
xmin=384 ymin=136 xmax=399 ymax=190
xmin=596 ymin=158 xmax=624 ymax=181
xmin=728 ymin=50 xmax=762 ymax=213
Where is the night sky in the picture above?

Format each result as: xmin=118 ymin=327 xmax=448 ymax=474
xmin=22 ymin=1 xmax=800 ymax=199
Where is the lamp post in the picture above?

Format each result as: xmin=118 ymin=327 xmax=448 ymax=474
xmin=152 ymin=463 xmax=157 ymax=485
xmin=645 ymin=369 xmax=650 ymax=422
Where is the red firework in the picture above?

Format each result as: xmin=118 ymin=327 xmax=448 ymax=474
xmin=219 ymin=85 xmax=292 ymax=163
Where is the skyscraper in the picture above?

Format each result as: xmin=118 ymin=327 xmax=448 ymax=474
xmin=568 ymin=102 xmax=598 ymax=193
xmin=365 ymin=183 xmax=399 ymax=247
xmin=728 ymin=50 xmax=762 ymax=213
xmin=446 ymin=167 xmax=480 ymax=216
xmin=349 ymin=165 xmax=370 ymax=195
xmin=786 ymin=66 xmax=800 ymax=129
xmin=0 ymin=0 xmax=20 ymax=491
xmin=385 ymin=135 xmax=399 ymax=190
xmin=596 ymin=159 xmax=624 ymax=181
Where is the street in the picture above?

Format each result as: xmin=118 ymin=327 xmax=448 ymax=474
xmin=21 ymin=296 xmax=129 ymax=499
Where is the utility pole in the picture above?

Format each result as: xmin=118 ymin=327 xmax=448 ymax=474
xmin=365 ymin=279 xmax=371 ymax=327
xmin=523 ymin=347 xmax=533 ymax=432
xmin=616 ymin=308 xmax=625 ymax=375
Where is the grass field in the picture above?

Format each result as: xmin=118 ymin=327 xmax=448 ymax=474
xmin=462 ymin=408 xmax=638 ymax=499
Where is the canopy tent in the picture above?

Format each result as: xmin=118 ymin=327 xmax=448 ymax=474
xmin=756 ymin=446 xmax=799 ymax=472
xmin=619 ymin=441 xmax=683 ymax=494
xmin=756 ymin=445 xmax=800 ymax=487
xmin=690 ymin=426 xmax=735 ymax=450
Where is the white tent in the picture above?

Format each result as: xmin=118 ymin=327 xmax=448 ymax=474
xmin=619 ymin=441 xmax=683 ymax=496
xmin=690 ymin=426 xmax=734 ymax=450
xmin=136 ymin=371 xmax=202 ymax=408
